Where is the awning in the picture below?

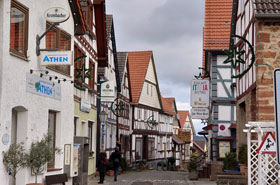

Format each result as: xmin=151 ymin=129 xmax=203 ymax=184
xmin=216 ymin=136 xmax=233 ymax=140
xmin=172 ymin=135 xmax=184 ymax=145
xmin=202 ymin=124 xmax=213 ymax=131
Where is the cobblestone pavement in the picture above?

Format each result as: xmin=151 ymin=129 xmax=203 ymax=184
xmin=89 ymin=170 xmax=188 ymax=185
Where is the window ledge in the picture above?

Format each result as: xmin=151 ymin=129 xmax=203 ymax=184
xmin=47 ymin=168 xmax=62 ymax=172
xmin=10 ymin=52 xmax=29 ymax=62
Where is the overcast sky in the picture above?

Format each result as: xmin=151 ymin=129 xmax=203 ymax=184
xmin=106 ymin=0 xmax=205 ymax=132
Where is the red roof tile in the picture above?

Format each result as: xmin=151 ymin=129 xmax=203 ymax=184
xmin=161 ymin=97 xmax=176 ymax=116
xmin=178 ymin=111 xmax=189 ymax=129
xmin=127 ymin=51 xmax=152 ymax=104
xmin=203 ymin=0 xmax=233 ymax=50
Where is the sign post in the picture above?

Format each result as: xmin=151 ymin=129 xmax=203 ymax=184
xmin=273 ymin=69 xmax=280 ymax=162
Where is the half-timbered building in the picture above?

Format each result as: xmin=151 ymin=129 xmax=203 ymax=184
xmin=98 ymin=14 xmax=121 ymax=157
xmin=117 ymin=52 xmax=131 ymax=163
xmin=231 ymin=0 xmax=280 ymax=151
xmin=127 ymin=51 xmax=165 ymax=166
xmin=203 ymin=0 xmax=236 ymax=163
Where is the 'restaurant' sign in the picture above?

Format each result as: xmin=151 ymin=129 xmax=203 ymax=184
xmin=40 ymin=51 xmax=72 ymax=66
xmin=191 ymin=80 xmax=209 ymax=108
xmin=177 ymin=130 xmax=191 ymax=143
xmin=44 ymin=7 xmax=70 ymax=23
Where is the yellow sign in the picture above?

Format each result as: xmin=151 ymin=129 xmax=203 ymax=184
xmin=177 ymin=130 xmax=191 ymax=143
xmin=219 ymin=141 xmax=230 ymax=158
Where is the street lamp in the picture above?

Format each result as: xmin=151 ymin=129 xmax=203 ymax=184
xmin=99 ymin=110 xmax=108 ymax=123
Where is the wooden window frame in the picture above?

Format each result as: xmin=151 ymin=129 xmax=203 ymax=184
xmin=135 ymin=137 xmax=143 ymax=161
xmin=88 ymin=59 xmax=95 ymax=91
xmin=46 ymin=22 xmax=71 ymax=76
xmin=10 ymin=0 xmax=29 ymax=59
xmin=48 ymin=111 xmax=56 ymax=169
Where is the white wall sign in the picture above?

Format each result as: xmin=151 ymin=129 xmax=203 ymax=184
xmin=40 ymin=51 xmax=72 ymax=66
xmin=26 ymin=73 xmax=61 ymax=100
xmin=257 ymin=132 xmax=276 ymax=154
xmin=191 ymin=79 xmax=209 ymax=107
xmin=101 ymin=81 xmax=115 ymax=102
xmin=218 ymin=124 xmax=231 ymax=137
xmin=44 ymin=7 xmax=70 ymax=23
xmin=64 ymin=144 xmax=71 ymax=165
xmin=273 ymin=69 xmax=280 ymax=163
xmin=191 ymin=108 xmax=209 ymax=119
xmin=219 ymin=141 xmax=230 ymax=158
xmin=80 ymin=99 xmax=91 ymax=113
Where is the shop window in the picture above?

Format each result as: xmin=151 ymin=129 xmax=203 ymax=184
xmin=74 ymin=117 xmax=78 ymax=136
xmin=135 ymin=138 xmax=142 ymax=160
xmin=46 ymin=22 xmax=71 ymax=75
xmin=88 ymin=121 xmax=94 ymax=156
xmin=48 ymin=111 xmax=56 ymax=169
xmin=148 ymin=138 xmax=155 ymax=159
xmin=10 ymin=0 xmax=29 ymax=58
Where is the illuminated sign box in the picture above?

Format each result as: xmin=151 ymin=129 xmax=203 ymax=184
xmin=40 ymin=51 xmax=72 ymax=66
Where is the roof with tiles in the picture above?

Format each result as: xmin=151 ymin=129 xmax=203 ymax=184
xmin=203 ymin=0 xmax=233 ymax=50
xmin=117 ymin=52 xmax=128 ymax=83
xmin=254 ymin=0 xmax=280 ymax=18
xmin=161 ymin=97 xmax=176 ymax=116
xmin=178 ymin=111 xmax=189 ymax=129
xmin=127 ymin=51 xmax=153 ymax=104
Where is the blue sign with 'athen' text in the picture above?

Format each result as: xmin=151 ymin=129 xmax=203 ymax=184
xmin=40 ymin=51 xmax=72 ymax=66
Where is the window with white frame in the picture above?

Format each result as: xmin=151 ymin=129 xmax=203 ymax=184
xmin=148 ymin=138 xmax=155 ymax=159
xmin=88 ymin=121 xmax=94 ymax=156
xmin=136 ymin=138 xmax=142 ymax=160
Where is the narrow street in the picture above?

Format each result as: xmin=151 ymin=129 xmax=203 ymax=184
xmin=89 ymin=170 xmax=216 ymax=185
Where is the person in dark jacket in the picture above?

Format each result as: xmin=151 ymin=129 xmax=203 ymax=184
xmin=110 ymin=146 xmax=121 ymax=181
xmin=97 ymin=150 xmax=108 ymax=184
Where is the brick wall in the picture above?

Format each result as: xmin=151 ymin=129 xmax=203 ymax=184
xmin=256 ymin=21 xmax=280 ymax=122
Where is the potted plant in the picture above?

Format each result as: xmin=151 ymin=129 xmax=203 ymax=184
xmin=157 ymin=161 xmax=162 ymax=171
xmin=238 ymin=144 xmax=248 ymax=176
xmin=223 ymin=152 xmax=238 ymax=172
xmin=162 ymin=163 xmax=167 ymax=171
xmin=107 ymin=160 xmax=114 ymax=176
xmin=187 ymin=152 xmax=198 ymax=180
xmin=2 ymin=142 xmax=28 ymax=185
xmin=120 ymin=157 xmax=128 ymax=172
xmin=26 ymin=134 xmax=60 ymax=185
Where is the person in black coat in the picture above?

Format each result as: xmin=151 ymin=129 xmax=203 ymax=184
xmin=110 ymin=146 xmax=121 ymax=181
xmin=97 ymin=150 xmax=108 ymax=184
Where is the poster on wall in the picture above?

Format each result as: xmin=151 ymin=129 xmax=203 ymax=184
xmin=219 ymin=141 xmax=230 ymax=158
xmin=190 ymin=80 xmax=209 ymax=108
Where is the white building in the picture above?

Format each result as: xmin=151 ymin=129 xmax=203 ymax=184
xmin=0 ymin=0 xmax=82 ymax=184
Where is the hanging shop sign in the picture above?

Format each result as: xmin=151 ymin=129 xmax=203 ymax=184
xmin=101 ymin=81 xmax=116 ymax=102
xmin=80 ymin=98 xmax=91 ymax=113
xmin=218 ymin=141 xmax=231 ymax=158
xmin=218 ymin=124 xmax=231 ymax=137
xmin=26 ymin=73 xmax=61 ymax=100
xmin=40 ymin=51 xmax=72 ymax=66
xmin=257 ymin=132 xmax=276 ymax=154
xmin=191 ymin=79 xmax=209 ymax=108
xmin=177 ymin=130 xmax=191 ymax=143
xmin=191 ymin=108 xmax=209 ymax=119
xmin=44 ymin=7 xmax=70 ymax=23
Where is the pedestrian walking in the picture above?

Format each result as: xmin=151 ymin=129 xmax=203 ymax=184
xmin=110 ymin=146 xmax=121 ymax=181
xmin=98 ymin=149 xmax=108 ymax=184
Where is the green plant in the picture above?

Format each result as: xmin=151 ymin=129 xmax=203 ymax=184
xmin=2 ymin=142 xmax=28 ymax=185
xmin=120 ymin=157 xmax=128 ymax=171
xmin=167 ymin=157 xmax=176 ymax=166
xmin=187 ymin=152 xmax=198 ymax=172
xmin=238 ymin=144 xmax=247 ymax=165
xmin=157 ymin=162 xmax=162 ymax=166
xmin=27 ymin=134 xmax=60 ymax=184
xmin=108 ymin=161 xmax=114 ymax=170
xmin=223 ymin=152 xmax=238 ymax=171
xmin=163 ymin=163 xmax=167 ymax=167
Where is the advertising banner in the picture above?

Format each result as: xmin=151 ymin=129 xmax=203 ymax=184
xmin=191 ymin=79 xmax=209 ymax=108
xmin=26 ymin=73 xmax=61 ymax=100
